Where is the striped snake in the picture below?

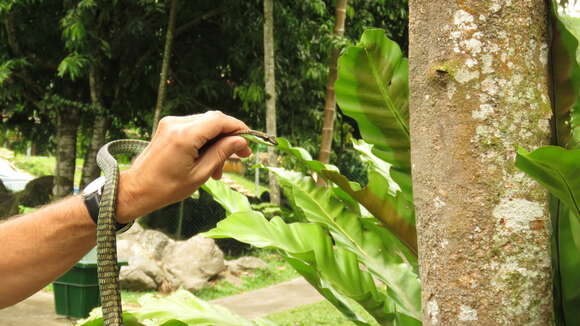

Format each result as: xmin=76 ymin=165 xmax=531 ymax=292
xmin=95 ymin=130 xmax=277 ymax=325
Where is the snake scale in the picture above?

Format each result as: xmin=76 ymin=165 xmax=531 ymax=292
xmin=95 ymin=130 xmax=277 ymax=325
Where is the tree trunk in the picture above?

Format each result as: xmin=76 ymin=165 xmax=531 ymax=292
xmin=318 ymin=0 xmax=348 ymax=164
xmin=409 ymin=1 xmax=553 ymax=325
xmin=263 ymin=0 xmax=280 ymax=204
xmin=152 ymin=0 xmax=178 ymax=136
xmin=80 ymin=67 xmax=108 ymax=189
xmin=53 ymin=108 xmax=80 ymax=199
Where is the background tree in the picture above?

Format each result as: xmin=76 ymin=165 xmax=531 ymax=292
xmin=151 ymin=0 xmax=178 ymax=135
xmin=0 ymin=0 xmax=408 ymax=197
xmin=318 ymin=0 xmax=348 ymax=165
xmin=409 ymin=1 xmax=553 ymax=324
xmin=263 ymin=0 xmax=280 ymax=204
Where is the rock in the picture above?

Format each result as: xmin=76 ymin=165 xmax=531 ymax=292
xmin=0 ymin=191 xmax=20 ymax=219
xmin=117 ymin=224 xmax=226 ymax=292
xmin=162 ymin=235 xmax=225 ymax=291
xmin=227 ymin=256 xmax=268 ymax=274
xmin=19 ymin=176 xmax=54 ymax=207
xmin=120 ymin=224 xmax=173 ymax=261
xmin=138 ymin=229 xmax=173 ymax=261
xmin=119 ymin=266 xmax=157 ymax=290
xmin=117 ymin=239 xmax=168 ymax=291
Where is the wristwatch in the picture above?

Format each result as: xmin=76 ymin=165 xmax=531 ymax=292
xmin=82 ymin=176 xmax=133 ymax=233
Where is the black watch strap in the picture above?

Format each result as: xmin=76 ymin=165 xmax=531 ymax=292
xmin=84 ymin=191 xmax=100 ymax=225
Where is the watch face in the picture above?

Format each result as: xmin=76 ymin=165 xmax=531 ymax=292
xmin=82 ymin=176 xmax=107 ymax=196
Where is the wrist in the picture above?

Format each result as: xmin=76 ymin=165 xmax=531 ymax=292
xmin=116 ymin=170 xmax=147 ymax=223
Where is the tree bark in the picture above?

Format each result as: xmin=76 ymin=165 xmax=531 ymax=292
xmin=263 ymin=0 xmax=280 ymax=204
xmin=152 ymin=0 xmax=178 ymax=136
xmin=80 ymin=67 xmax=108 ymax=189
xmin=53 ymin=108 xmax=80 ymax=199
xmin=409 ymin=1 xmax=553 ymax=325
xmin=318 ymin=0 xmax=348 ymax=164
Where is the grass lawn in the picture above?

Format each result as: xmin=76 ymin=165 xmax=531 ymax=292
xmin=9 ymin=152 xmax=85 ymax=186
xmin=266 ymin=300 xmax=380 ymax=326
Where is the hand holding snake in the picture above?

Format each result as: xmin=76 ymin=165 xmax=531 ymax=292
xmin=96 ymin=111 xmax=276 ymax=325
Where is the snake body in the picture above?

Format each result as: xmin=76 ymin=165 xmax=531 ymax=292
xmin=95 ymin=130 xmax=276 ymax=325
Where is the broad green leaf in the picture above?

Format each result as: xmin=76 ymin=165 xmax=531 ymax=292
xmin=276 ymin=137 xmax=339 ymax=173
xmin=200 ymin=178 xmax=251 ymax=214
xmin=284 ymin=256 xmax=372 ymax=326
xmin=131 ymin=290 xmax=275 ymax=326
xmin=266 ymin=167 xmax=421 ymax=320
xmin=204 ymin=212 xmax=418 ymax=325
xmin=555 ymin=1 xmax=580 ymax=65
xmin=276 ymin=138 xmax=417 ymax=254
xmin=335 ymin=29 xmax=410 ymax=175
xmin=557 ymin=207 xmax=580 ymax=324
xmin=516 ymin=146 xmax=580 ymax=217
xmin=539 ymin=5 xmax=580 ymax=326
xmin=75 ymin=291 xmax=272 ymax=326
xmin=553 ymin=2 xmax=580 ymax=148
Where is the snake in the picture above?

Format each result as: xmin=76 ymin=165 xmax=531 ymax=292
xmin=95 ymin=130 xmax=277 ymax=325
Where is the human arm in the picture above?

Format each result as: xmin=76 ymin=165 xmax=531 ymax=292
xmin=0 ymin=111 xmax=252 ymax=307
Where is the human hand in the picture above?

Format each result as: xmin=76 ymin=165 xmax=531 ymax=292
xmin=115 ymin=111 xmax=252 ymax=223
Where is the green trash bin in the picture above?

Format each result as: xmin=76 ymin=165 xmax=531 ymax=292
xmin=53 ymin=247 xmax=127 ymax=318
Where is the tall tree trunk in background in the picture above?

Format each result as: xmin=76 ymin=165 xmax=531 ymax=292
xmin=53 ymin=108 xmax=80 ymax=199
xmin=151 ymin=0 xmax=178 ymax=136
xmin=80 ymin=67 xmax=108 ymax=189
xmin=263 ymin=0 xmax=279 ymax=204
xmin=409 ymin=1 xmax=553 ymax=325
xmin=318 ymin=0 xmax=348 ymax=164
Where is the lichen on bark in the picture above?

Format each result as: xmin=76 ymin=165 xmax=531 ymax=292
xmin=409 ymin=0 xmax=553 ymax=324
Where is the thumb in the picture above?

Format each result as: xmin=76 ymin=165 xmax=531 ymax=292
xmin=194 ymin=136 xmax=248 ymax=180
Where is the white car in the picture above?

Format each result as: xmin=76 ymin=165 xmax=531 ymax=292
xmin=0 ymin=159 xmax=34 ymax=192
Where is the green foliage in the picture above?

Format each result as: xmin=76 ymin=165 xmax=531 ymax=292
xmin=57 ymin=53 xmax=90 ymax=80
xmin=552 ymin=2 xmax=580 ymax=149
xmin=267 ymin=167 xmax=420 ymax=319
xmin=77 ymin=290 xmax=276 ymax=326
xmin=557 ymin=206 xmax=580 ymax=324
xmin=0 ymin=0 xmax=408 ymax=162
xmin=516 ymin=146 xmax=579 ymax=217
xmin=0 ymin=58 xmax=28 ymax=84
xmin=205 ymin=212 xmax=404 ymax=325
xmin=202 ymin=30 xmax=421 ymax=325
xmin=201 ymin=143 xmax=421 ymax=325
xmin=200 ymin=178 xmax=252 ymax=214
xmin=335 ymin=28 xmax=409 ymax=175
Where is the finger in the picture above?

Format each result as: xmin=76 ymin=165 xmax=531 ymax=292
xmin=211 ymin=164 xmax=224 ymax=180
xmin=236 ymin=146 xmax=252 ymax=158
xmin=185 ymin=111 xmax=250 ymax=149
xmin=194 ymin=136 xmax=248 ymax=181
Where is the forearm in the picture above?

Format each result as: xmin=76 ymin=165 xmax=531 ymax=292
xmin=0 ymin=196 xmax=96 ymax=308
